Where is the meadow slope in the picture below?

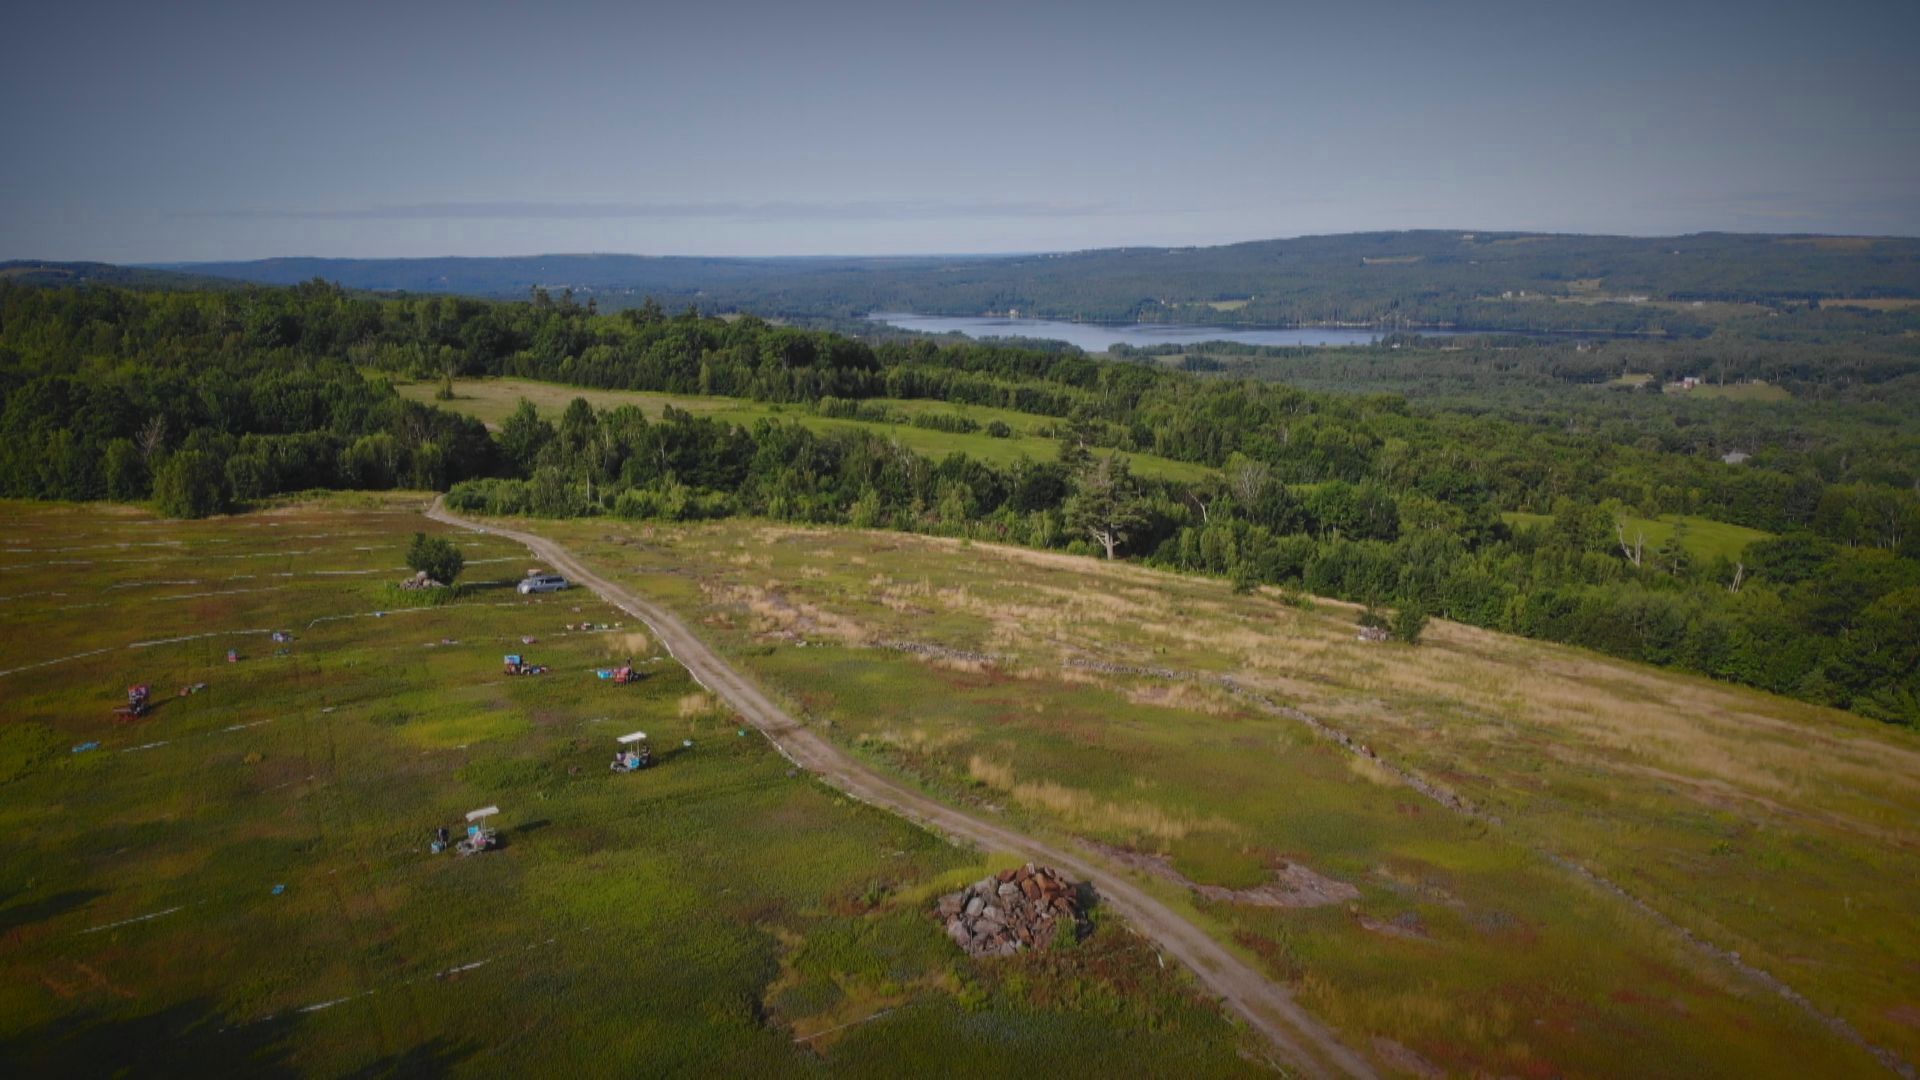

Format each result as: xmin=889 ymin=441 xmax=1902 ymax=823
xmin=519 ymin=515 xmax=1920 ymax=1079
xmin=431 ymin=499 xmax=1374 ymax=1078
xmin=0 ymin=497 xmax=1258 ymax=1076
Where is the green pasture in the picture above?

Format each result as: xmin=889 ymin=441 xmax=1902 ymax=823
xmin=399 ymin=377 xmax=1212 ymax=483
xmin=1504 ymin=510 xmax=1774 ymax=563
xmin=0 ymin=498 xmax=1252 ymax=1076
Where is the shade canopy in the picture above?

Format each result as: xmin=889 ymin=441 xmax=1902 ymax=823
xmin=466 ymin=806 xmax=499 ymax=822
xmin=617 ymin=732 xmax=648 ymax=745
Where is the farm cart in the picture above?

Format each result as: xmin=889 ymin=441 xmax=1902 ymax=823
xmin=457 ymin=806 xmax=500 ymax=856
xmin=609 ymin=731 xmax=652 ymax=772
xmin=597 ymin=664 xmax=642 ymax=685
xmin=503 ymin=654 xmax=549 ymax=676
xmin=113 ymin=684 xmax=152 ymax=720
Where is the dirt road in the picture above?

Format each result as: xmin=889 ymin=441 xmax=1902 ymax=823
xmin=427 ymin=500 xmax=1376 ymax=1078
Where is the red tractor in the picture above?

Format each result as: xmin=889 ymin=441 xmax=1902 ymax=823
xmin=113 ymin=684 xmax=152 ymax=721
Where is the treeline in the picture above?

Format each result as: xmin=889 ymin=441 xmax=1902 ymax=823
xmin=2 ymin=280 xmax=1915 ymax=722
xmin=445 ymin=395 xmax=1918 ymax=724
xmin=0 ymin=282 xmax=495 ymax=514
xmin=1126 ymin=333 xmax=1920 ymax=493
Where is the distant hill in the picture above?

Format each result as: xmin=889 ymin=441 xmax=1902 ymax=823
xmin=0 ymin=260 xmax=243 ymax=292
xmin=141 ymin=253 xmax=981 ymax=300
xmin=91 ymin=230 xmax=1920 ymax=334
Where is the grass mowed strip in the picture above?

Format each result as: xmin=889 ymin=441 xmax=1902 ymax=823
xmin=401 ymin=376 xmax=1213 ymax=482
xmin=0 ymin=498 xmax=1254 ymax=1076
xmin=532 ymin=517 xmax=1919 ymax=1078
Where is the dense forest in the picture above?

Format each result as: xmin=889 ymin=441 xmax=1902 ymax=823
xmin=2 ymin=280 xmax=1915 ymax=723
xmin=120 ymin=231 xmax=1920 ymax=335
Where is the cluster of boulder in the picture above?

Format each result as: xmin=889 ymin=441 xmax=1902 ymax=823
xmin=936 ymin=863 xmax=1084 ymax=958
xmin=397 ymin=570 xmax=446 ymax=590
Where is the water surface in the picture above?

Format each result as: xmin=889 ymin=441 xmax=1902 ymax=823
xmin=870 ymin=313 xmax=1445 ymax=351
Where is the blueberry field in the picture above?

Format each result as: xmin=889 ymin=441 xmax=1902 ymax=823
xmin=0 ymin=497 xmax=1256 ymax=1076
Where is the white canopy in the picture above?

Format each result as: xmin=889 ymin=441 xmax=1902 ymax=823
xmin=465 ymin=806 xmax=500 ymax=822
xmin=617 ymin=731 xmax=648 ymax=745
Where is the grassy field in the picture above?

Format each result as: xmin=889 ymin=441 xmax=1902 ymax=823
xmin=400 ymin=377 xmax=1213 ymax=483
xmin=524 ymin=516 xmax=1920 ymax=1078
xmin=1825 ymin=298 xmax=1920 ymax=312
xmin=1599 ymin=374 xmax=1793 ymax=402
xmin=1685 ymin=381 xmax=1793 ymax=403
xmin=1504 ymin=511 xmax=1774 ymax=563
xmin=0 ymin=498 xmax=1256 ymax=1075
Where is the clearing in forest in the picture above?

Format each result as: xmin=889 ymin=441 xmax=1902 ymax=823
xmin=400 ymin=376 xmax=1213 ymax=482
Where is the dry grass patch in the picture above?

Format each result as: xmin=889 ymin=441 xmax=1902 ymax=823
xmin=1123 ymin=681 xmax=1240 ymax=717
xmin=966 ymin=755 xmax=1227 ymax=843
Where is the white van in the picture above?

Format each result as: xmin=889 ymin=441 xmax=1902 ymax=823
xmin=518 ymin=573 xmax=570 ymax=595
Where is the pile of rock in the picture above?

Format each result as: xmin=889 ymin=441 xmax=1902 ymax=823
xmin=397 ymin=570 xmax=446 ymax=590
xmin=1356 ymin=624 xmax=1390 ymax=643
xmin=936 ymin=863 xmax=1084 ymax=958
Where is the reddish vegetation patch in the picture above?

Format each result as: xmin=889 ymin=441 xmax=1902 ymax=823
xmin=1090 ymin=841 xmax=1358 ymax=908
xmin=930 ymin=666 xmax=1018 ymax=691
xmin=1634 ymin=956 xmax=1701 ymax=991
xmin=40 ymin=960 xmax=138 ymax=1002
xmin=1884 ymin=1003 xmax=1920 ymax=1029
xmin=1231 ymin=929 xmax=1302 ymax=981
xmin=728 ymin=895 xmax=791 ymax=929
xmin=1471 ymin=908 xmax=1540 ymax=947
xmin=1358 ymin=911 xmax=1430 ymax=941
xmin=1611 ymin=986 xmax=1690 ymax=1017
xmin=1369 ymin=1036 xmax=1444 ymax=1079
xmin=1516 ymin=1054 xmax=1562 ymax=1080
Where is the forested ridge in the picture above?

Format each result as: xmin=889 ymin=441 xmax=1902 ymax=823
xmin=2 ymin=280 xmax=1915 ymax=722
xmin=133 ymin=231 xmax=1920 ymax=335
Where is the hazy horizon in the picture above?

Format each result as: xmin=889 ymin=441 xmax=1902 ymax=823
xmin=116 ymin=222 xmax=1917 ymax=269
xmin=5 ymin=0 xmax=1917 ymax=263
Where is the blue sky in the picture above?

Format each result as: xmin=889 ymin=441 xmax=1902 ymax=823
xmin=3 ymin=0 xmax=1916 ymax=261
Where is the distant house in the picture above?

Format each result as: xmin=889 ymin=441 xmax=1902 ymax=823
xmin=1722 ymin=450 xmax=1751 ymax=465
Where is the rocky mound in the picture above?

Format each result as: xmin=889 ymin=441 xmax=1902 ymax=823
xmin=936 ymin=863 xmax=1084 ymax=958
xmin=397 ymin=570 xmax=446 ymax=590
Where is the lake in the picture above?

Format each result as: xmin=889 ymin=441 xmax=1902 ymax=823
xmin=869 ymin=313 xmax=1446 ymax=351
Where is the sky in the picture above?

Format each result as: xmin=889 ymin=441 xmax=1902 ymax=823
xmin=2 ymin=0 xmax=1917 ymax=262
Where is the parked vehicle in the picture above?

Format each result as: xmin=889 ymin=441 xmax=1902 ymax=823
xmin=517 ymin=573 xmax=570 ymax=595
